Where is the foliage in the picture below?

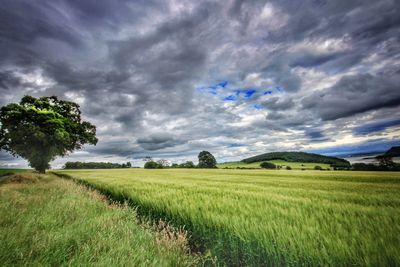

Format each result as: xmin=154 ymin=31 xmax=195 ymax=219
xmin=0 ymin=173 xmax=196 ymax=266
xmin=144 ymin=161 xmax=163 ymax=169
xmin=376 ymin=155 xmax=397 ymax=168
xmin=64 ymin=161 xmax=131 ymax=169
xmin=171 ymin=161 xmax=195 ymax=168
xmin=242 ymin=151 xmax=350 ymax=167
xmin=314 ymin=165 xmax=323 ymax=170
xmin=259 ymin=161 xmax=276 ymax=169
xmin=157 ymin=159 xmax=170 ymax=167
xmin=286 ymin=166 xmax=292 ymax=170
xmin=0 ymin=96 xmax=97 ymax=173
xmin=58 ymin=169 xmax=400 ymax=266
xmin=352 ymin=162 xmax=400 ymax=171
xmin=197 ymin=151 xmax=217 ymax=168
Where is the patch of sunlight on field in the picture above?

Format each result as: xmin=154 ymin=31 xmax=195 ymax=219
xmin=57 ymin=168 xmax=400 ymax=266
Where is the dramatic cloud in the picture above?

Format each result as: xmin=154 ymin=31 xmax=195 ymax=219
xmin=302 ymin=72 xmax=400 ymax=121
xmin=1 ymin=0 xmax=399 ymax=168
xmin=354 ymin=118 xmax=400 ymax=136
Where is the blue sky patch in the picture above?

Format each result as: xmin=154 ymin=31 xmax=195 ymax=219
xmin=223 ymin=95 xmax=237 ymax=101
xmin=197 ymin=80 xmax=229 ymax=96
xmin=243 ymin=89 xmax=257 ymax=98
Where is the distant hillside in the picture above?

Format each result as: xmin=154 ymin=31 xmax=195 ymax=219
xmin=384 ymin=146 xmax=400 ymax=157
xmin=242 ymin=152 xmax=350 ymax=167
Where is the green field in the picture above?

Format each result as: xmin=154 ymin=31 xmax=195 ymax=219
xmin=57 ymin=168 xmax=400 ymax=266
xmin=0 ymin=168 xmax=27 ymax=176
xmin=218 ymin=160 xmax=331 ymax=169
xmin=0 ymin=172 xmax=198 ymax=266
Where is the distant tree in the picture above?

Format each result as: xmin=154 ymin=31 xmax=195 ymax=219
xmin=286 ymin=166 xmax=292 ymax=170
xmin=260 ymin=162 xmax=276 ymax=169
xmin=157 ymin=159 xmax=170 ymax=167
xmin=0 ymin=96 xmax=97 ymax=173
xmin=198 ymin=151 xmax=217 ymax=168
xmin=314 ymin=165 xmax=322 ymax=170
xmin=144 ymin=161 xmax=161 ymax=169
xmin=126 ymin=162 xmax=132 ymax=168
xmin=183 ymin=161 xmax=195 ymax=168
xmin=352 ymin=161 xmax=400 ymax=171
xmin=143 ymin=156 xmax=153 ymax=162
xmin=376 ymin=155 xmax=395 ymax=169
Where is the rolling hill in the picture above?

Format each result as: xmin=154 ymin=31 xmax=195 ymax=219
xmin=241 ymin=151 xmax=350 ymax=167
xmin=384 ymin=146 xmax=400 ymax=157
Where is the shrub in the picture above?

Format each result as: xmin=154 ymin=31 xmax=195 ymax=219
xmin=314 ymin=165 xmax=323 ymax=170
xmin=286 ymin=166 xmax=292 ymax=170
xmin=260 ymin=162 xmax=276 ymax=169
xmin=144 ymin=161 xmax=162 ymax=169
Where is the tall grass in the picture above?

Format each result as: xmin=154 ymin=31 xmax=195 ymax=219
xmin=58 ymin=168 xmax=400 ymax=266
xmin=0 ymin=172 xmax=198 ymax=266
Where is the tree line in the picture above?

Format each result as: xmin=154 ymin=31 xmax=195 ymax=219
xmin=64 ymin=161 xmax=132 ymax=169
xmin=144 ymin=151 xmax=217 ymax=169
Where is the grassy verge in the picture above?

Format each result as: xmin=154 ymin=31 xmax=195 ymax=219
xmin=57 ymin=168 xmax=400 ymax=266
xmin=0 ymin=172 xmax=200 ymax=266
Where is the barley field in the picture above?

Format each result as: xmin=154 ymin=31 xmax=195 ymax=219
xmin=57 ymin=168 xmax=400 ymax=266
xmin=0 ymin=172 xmax=198 ymax=266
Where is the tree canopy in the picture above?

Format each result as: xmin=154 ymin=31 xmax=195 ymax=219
xmin=144 ymin=161 xmax=163 ymax=169
xmin=64 ymin=161 xmax=131 ymax=169
xmin=198 ymin=151 xmax=217 ymax=168
xmin=260 ymin=162 xmax=276 ymax=169
xmin=0 ymin=96 xmax=97 ymax=173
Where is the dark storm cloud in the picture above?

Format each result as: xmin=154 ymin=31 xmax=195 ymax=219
xmin=137 ymin=134 xmax=183 ymax=151
xmin=1 ymin=0 xmax=400 ymax=166
xmin=302 ymin=72 xmax=400 ymax=121
xmin=354 ymin=118 xmax=400 ymax=136
xmin=0 ymin=71 xmax=22 ymax=90
xmin=304 ymin=129 xmax=330 ymax=143
xmin=0 ymin=1 xmax=81 ymax=46
xmin=262 ymin=97 xmax=294 ymax=110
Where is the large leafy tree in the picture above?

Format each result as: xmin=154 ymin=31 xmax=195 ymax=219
xmin=198 ymin=151 xmax=217 ymax=168
xmin=0 ymin=96 xmax=98 ymax=173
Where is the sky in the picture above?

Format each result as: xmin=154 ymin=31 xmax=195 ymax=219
xmin=0 ymin=0 xmax=400 ymax=168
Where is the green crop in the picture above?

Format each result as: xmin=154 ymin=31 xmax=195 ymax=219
xmin=57 ymin=168 xmax=400 ymax=266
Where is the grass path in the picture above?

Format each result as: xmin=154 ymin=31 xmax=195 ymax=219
xmin=0 ymin=172 xmax=199 ymax=267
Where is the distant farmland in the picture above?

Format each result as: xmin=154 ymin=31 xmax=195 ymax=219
xmin=217 ymin=160 xmax=331 ymax=169
xmin=57 ymin=168 xmax=400 ymax=266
